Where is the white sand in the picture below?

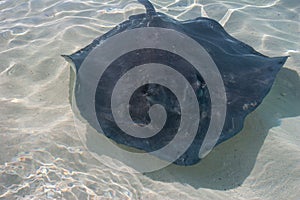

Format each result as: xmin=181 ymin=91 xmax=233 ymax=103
xmin=0 ymin=0 xmax=299 ymax=199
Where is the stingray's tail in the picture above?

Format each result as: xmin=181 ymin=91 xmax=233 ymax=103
xmin=138 ymin=0 xmax=156 ymax=17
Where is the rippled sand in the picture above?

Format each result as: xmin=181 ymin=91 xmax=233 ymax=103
xmin=0 ymin=0 xmax=299 ymax=199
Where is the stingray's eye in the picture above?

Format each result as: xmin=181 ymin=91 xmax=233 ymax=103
xmin=70 ymin=27 xmax=227 ymax=172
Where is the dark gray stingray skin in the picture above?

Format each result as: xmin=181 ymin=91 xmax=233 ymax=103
xmin=63 ymin=0 xmax=288 ymax=166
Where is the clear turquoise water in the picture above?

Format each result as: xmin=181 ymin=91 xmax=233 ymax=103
xmin=0 ymin=0 xmax=299 ymax=199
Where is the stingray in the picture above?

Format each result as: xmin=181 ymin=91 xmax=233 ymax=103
xmin=63 ymin=0 xmax=288 ymax=166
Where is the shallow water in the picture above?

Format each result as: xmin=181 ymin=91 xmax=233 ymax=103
xmin=0 ymin=0 xmax=299 ymax=199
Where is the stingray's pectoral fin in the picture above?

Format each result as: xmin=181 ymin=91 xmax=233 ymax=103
xmin=270 ymin=56 xmax=289 ymax=72
xmin=138 ymin=0 xmax=156 ymax=17
xmin=61 ymin=55 xmax=72 ymax=63
xmin=277 ymin=56 xmax=289 ymax=65
xmin=61 ymin=55 xmax=78 ymax=73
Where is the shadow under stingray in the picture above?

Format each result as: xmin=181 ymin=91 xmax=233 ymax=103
xmin=144 ymin=67 xmax=300 ymax=190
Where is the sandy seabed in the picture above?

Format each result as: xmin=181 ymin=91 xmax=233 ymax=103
xmin=0 ymin=0 xmax=299 ymax=199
